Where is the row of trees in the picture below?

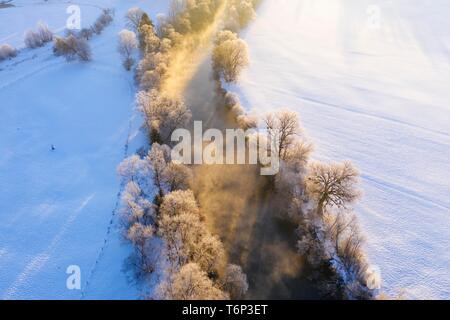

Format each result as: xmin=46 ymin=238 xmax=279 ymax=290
xmin=119 ymin=3 xmax=250 ymax=300
xmin=206 ymin=0 xmax=379 ymax=298
xmin=135 ymin=10 xmax=173 ymax=90
xmin=133 ymin=0 xmax=250 ymax=87
xmin=53 ymin=9 xmax=114 ymax=62
xmin=0 ymin=44 xmax=17 ymax=61
xmin=117 ymin=142 xmax=249 ymax=299
xmin=260 ymin=109 xmax=380 ymax=299
xmin=208 ymin=0 xmax=261 ymax=127
xmin=155 ymin=183 xmax=248 ymax=300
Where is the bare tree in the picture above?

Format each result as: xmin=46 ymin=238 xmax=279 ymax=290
xmin=264 ymin=110 xmax=302 ymax=160
xmin=212 ymin=30 xmax=249 ymax=83
xmin=305 ymin=161 xmax=361 ymax=216
xmin=118 ymin=29 xmax=138 ymax=70
xmin=125 ymin=7 xmax=144 ymax=31
xmin=324 ymin=210 xmax=358 ymax=253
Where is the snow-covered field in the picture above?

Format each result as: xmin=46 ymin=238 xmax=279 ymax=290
xmin=235 ymin=0 xmax=450 ymax=299
xmin=0 ymin=0 xmax=101 ymax=48
xmin=0 ymin=0 xmax=168 ymax=299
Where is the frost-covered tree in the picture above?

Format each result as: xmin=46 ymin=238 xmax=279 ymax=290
xmin=127 ymin=222 xmax=155 ymax=273
xmin=147 ymin=143 xmax=171 ymax=199
xmin=274 ymin=140 xmax=314 ymax=211
xmin=117 ymin=154 xmax=151 ymax=186
xmin=138 ymin=22 xmax=160 ymax=54
xmin=160 ymin=190 xmax=199 ymax=218
xmin=324 ymin=210 xmax=357 ymax=253
xmin=222 ymin=264 xmax=249 ymax=299
xmin=284 ymin=140 xmax=314 ymax=172
xmin=158 ymin=190 xmax=226 ymax=274
xmin=162 ymin=163 xmax=193 ymax=192
xmin=225 ymin=0 xmax=257 ymax=31
xmin=305 ymin=161 xmax=361 ymax=216
xmin=191 ymin=233 xmax=225 ymax=274
xmin=264 ymin=110 xmax=302 ymax=160
xmin=0 ymin=44 xmax=17 ymax=61
xmin=156 ymin=263 xmax=229 ymax=300
xmin=212 ymin=30 xmax=249 ymax=83
xmin=125 ymin=7 xmax=144 ymax=31
xmin=136 ymin=90 xmax=191 ymax=143
xmin=159 ymin=212 xmax=204 ymax=267
xmin=121 ymin=181 xmax=155 ymax=226
xmin=118 ymin=29 xmax=138 ymax=70
xmin=135 ymin=52 xmax=169 ymax=90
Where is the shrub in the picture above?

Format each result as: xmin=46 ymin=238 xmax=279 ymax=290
xmin=24 ymin=22 xmax=53 ymax=48
xmin=0 ymin=44 xmax=17 ymax=61
xmin=24 ymin=30 xmax=43 ymax=48
xmin=37 ymin=22 xmax=53 ymax=43
xmin=92 ymin=8 xmax=114 ymax=34
xmin=53 ymin=35 xmax=91 ymax=61
xmin=79 ymin=28 xmax=94 ymax=40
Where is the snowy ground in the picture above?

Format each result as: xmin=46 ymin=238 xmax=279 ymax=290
xmin=0 ymin=0 xmax=168 ymax=299
xmin=0 ymin=0 xmax=101 ymax=48
xmin=234 ymin=0 xmax=450 ymax=299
